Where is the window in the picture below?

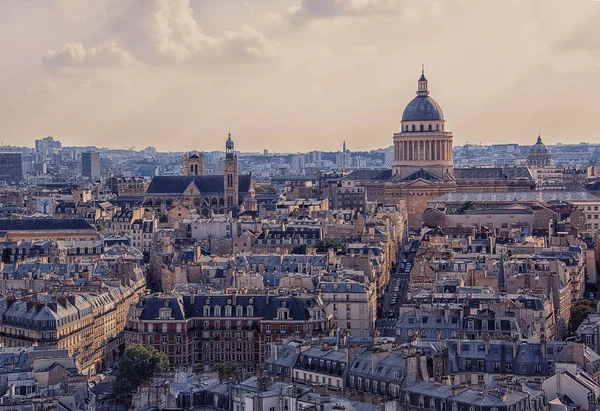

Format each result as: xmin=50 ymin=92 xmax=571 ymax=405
xmin=227 ymin=174 xmax=234 ymax=187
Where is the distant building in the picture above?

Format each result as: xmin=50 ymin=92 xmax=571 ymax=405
xmin=34 ymin=136 xmax=62 ymax=156
xmin=144 ymin=135 xmax=256 ymax=217
xmin=0 ymin=147 xmax=23 ymax=183
xmin=528 ymin=135 xmax=551 ymax=168
xmin=81 ymin=151 xmax=100 ymax=180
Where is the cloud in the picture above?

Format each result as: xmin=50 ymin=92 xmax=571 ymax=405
xmin=290 ymin=0 xmax=400 ymax=22
xmin=117 ymin=0 xmax=285 ymax=63
xmin=221 ymin=25 xmax=286 ymax=60
xmin=42 ymin=42 xmax=136 ymax=68
xmin=41 ymin=0 xmax=286 ymax=67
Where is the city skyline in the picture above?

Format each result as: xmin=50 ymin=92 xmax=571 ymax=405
xmin=2 ymin=0 xmax=600 ymax=152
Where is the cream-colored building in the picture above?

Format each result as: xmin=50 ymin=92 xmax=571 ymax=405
xmin=319 ymin=281 xmax=376 ymax=337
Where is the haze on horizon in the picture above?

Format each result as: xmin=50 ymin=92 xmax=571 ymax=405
xmin=1 ymin=0 xmax=600 ymax=153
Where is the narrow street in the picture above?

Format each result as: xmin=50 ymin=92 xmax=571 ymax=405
xmin=375 ymin=239 xmax=420 ymax=337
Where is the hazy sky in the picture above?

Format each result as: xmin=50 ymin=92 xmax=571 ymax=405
xmin=1 ymin=0 xmax=600 ymax=152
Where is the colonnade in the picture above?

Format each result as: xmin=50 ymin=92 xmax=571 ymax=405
xmin=394 ymin=139 xmax=452 ymax=162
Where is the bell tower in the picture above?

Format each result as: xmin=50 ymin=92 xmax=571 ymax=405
xmin=183 ymin=152 xmax=204 ymax=176
xmin=223 ymin=134 xmax=239 ymax=210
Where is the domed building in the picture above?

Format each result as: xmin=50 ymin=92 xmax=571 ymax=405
xmin=393 ymin=68 xmax=454 ymax=180
xmin=346 ymin=69 xmax=535 ymax=228
xmin=527 ymin=135 xmax=551 ymax=168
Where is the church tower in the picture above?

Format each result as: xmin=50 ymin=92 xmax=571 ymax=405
xmin=223 ymin=134 xmax=239 ymax=210
xmin=392 ymin=68 xmax=453 ymax=180
xmin=183 ymin=152 xmax=204 ymax=176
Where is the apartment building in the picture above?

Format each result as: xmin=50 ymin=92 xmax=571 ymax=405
xmin=319 ymin=281 xmax=376 ymax=337
xmin=124 ymin=292 xmax=332 ymax=373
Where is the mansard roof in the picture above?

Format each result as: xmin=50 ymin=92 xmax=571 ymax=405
xmin=0 ymin=218 xmax=95 ymax=231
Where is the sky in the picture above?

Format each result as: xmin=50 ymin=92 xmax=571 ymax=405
xmin=1 ymin=0 xmax=600 ymax=153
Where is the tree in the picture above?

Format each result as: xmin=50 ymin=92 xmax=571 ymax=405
xmin=291 ymin=244 xmax=308 ymax=254
xmin=109 ymin=345 xmax=169 ymax=405
xmin=569 ymin=300 xmax=597 ymax=334
xmin=315 ymin=239 xmax=345 ymax=253
xmin=254 ymin=185 xmax=277 ymax=194
xmin=211 ymin=363 xmax=238 ymax=382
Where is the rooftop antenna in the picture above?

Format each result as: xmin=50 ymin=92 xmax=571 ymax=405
xmin=422 ymin=64 xmax=424 ymax=75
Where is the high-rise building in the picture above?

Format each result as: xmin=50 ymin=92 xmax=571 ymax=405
xmin=35 ymin=136 xmax=62 ymax=156
xmin=82 ymin=152 xmax=100 ymax=180
xmin=0 ymin=147 xmax=23 ymax=183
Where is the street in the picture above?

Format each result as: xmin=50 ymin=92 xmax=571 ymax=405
xmin=375 ymin=239 xmax=420 ymax=337
xmin=91 ymin=370 xmax=127 ymax=411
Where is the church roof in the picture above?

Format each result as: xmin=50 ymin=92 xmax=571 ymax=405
xmin=146 ymin=175 xmax=252 ymax=195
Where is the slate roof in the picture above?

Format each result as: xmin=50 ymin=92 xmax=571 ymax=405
xmin=436 ymin=191 xmax=597 ymax=203
xmin=0 ymin=218 xmax=95 ymax=231
xmin=394 ymin=168 xmax=442 ymax=182
xmin=319 ymin=281 xmax=367 ymax=293
xmin=145 ymin=174 xmax=252 ymax=195
xmin=454 ymin=167 xmax=533 ymax=180
xmin=346 ymin=169 xmax=393 ymax=181
xmin=347 ymin=350 xmax=405 ymax=383
xmin=134 ymin=293 xmax=323 ymax=322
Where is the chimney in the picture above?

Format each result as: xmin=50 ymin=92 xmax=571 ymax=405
xmin=451 ymin=385 xmax=468 ymax=396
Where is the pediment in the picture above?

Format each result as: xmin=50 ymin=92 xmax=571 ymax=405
xmin=184 ymin=181 xmax=200 ymax=195
xmin=401 ymin=178 xmax=437 ymax=188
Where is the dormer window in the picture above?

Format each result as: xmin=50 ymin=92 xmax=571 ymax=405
xmin=225 ymin=306 xmax=232 ymax=317
xmin=236 ymin=306 xmax=243 ymax=316
xmin=158 ymin=307 xmax=172 ymax=320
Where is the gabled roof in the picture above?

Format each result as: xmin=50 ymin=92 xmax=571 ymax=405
xmin=145 ymin=175 xmax=252 ymax=195
xmin=393 ymin=168 xmax=442 ymax=182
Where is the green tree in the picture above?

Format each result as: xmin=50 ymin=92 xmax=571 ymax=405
xmin=291 ymin=244 xmax=308 ymax=254
xmin=211 ymin=363 xmax=238 ymax=382
xmin=109 ymin=345 xmax=169 ymax=405
xmin=254 ymin=185 xmax=277 ymax=194
xmin=569 ymin=300 xmax=597 ymax=334
xmin=315 ymin=239 xmax=345 ymax=253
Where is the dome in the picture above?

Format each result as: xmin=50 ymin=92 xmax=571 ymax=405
xmin=530 ymin=135 xmax=547 ymax=153
xmin=402 ymin=96 xmax=444 ymax=122
xmin=226 ymin=133 xmax=234 ymax=148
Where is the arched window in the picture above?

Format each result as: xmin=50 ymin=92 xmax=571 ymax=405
xmin=420 ymin=124 xmax=424 ymax=131
xmin=436 ymin=124 xmax=440 ymax=131
xmin=412 ymin=125 xmax=416 ymax=132
xmin=429 ymin=124 xmax=432 ymax=131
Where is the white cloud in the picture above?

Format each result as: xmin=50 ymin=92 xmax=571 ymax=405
xmin=42 ymin=42 xmax=136 ymax=68
xmin=221 ymin=25 xmax=285 ymax=60
xmin=116 ymin=0 xmax=285 ymax=63
xmin=42 ymin=0 xmax=287 ymax=67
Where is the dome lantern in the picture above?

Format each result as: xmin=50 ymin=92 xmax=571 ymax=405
xmin=417 ymin=65 xmax=429 ymax=96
